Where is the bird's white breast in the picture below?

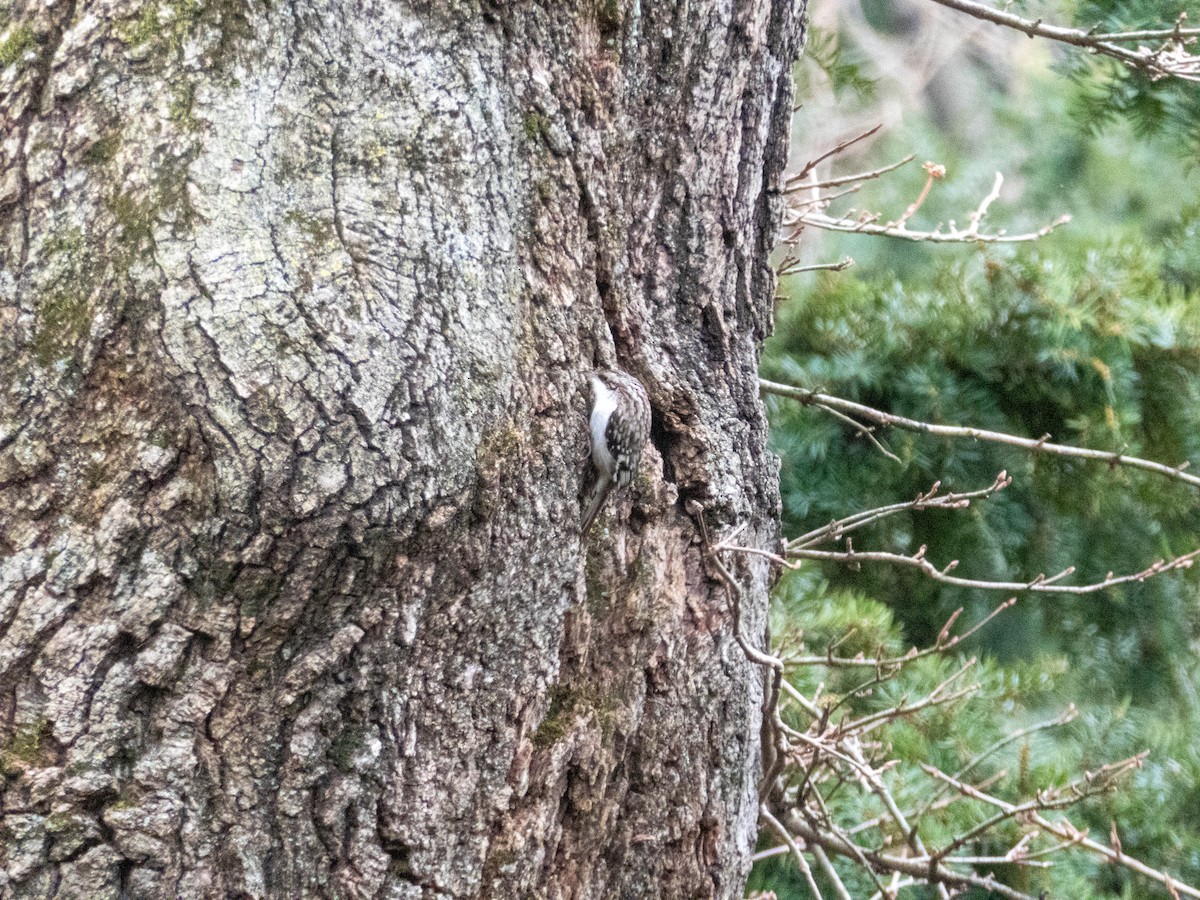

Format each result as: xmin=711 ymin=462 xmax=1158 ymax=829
xmin=590 ymin=375 xmax=618 ymax=478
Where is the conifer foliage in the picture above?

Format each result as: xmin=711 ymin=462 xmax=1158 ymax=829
xmin=751 ymin=0 xmax=1200 ymax=894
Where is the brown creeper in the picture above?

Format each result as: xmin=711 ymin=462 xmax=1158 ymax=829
xmin=582 ymin=369 xmax=651 ymax=534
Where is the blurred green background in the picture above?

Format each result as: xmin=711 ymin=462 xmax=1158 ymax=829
xmin=752 ymin=0 xmax=1200 ymax=895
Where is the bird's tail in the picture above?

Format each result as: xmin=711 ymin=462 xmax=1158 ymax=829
xmin=581 ymin=476 xmax=612 ymax=535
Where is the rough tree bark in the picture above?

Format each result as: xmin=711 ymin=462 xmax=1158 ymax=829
xmin=0 ymin=1 xmax=802 ymax=897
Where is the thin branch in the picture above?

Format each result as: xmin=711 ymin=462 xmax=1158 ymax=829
xmin=919 ymin=758 xmax=1200 ymax=898
xmin=911 ymin=707 xmax=1079 ymax=820
xmin=700 ymin=515 xmax=784 ymax=674
xmin=790 ymin=473 xmax=1012 ymax=550
xmin=927 ymin=777 xmax=1113 ymax=863
xmin=811 ymin=842 xmax=855 ymax=900
xmin=844 ymin=740 xmax=952 ymax=900
xmin=795 ymin=124 xmax=883 ymax=182
xmin=787 ymin=154 xmax=916 ymax=190
xmin=809 ymin=183 xmax=869 ymax=206
xmin=838 ymin=681 xmax=980 ymax=736
xmin=1030 ymin=813 xmax=1200 ymax=899
xmin=921 ymin=754 xmax=1146 ymax=823
xmin=895 ymin=161 xmax=945 ymax=228
xmin=760 ymin=805 xmax=824 ymax=900
xmin=789 ymin=544 xmax=1200 ymax=594
xmin=926 ymin=0 xmax=1200 ymax=82
xmin=944 ymin=853 xmax=1052 ymax=868
xmin=798 ymin=206 xmax=1071 ymax=244
xmin=1100 ymin=27 xmax=1200 ymax=44
xmin=809 ymin=784 xmax=896 ymax=898
xmin=783 ymin=814 xmax=1040 ymax=900
xmin=777 ymin=256 xmax=855 ymax=276
xmin=776 ymin=596 xmax=1013 ymax=670
xmin=815 ymin=402 xmax=902 ymax=462
xmin=751 ymin=844 xmax=791 ymax=862
xmin=696 ymin=508 xmax=794 ymax=799
xmin=760 ymin=378 xmax=1200 ymax=490
xmin=789 ymin=165 xmax=1071 ymax=244
xmin=780 ymin=677 xmax=823 ymax=718
xmin=868 ymin=878 xmax=917 ymax=900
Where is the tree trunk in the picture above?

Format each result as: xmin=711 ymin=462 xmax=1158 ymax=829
xmin=0 ymin=1 xmax=802 ymax=897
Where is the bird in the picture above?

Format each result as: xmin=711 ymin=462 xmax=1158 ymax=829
xmin=582 ymin=369 xmax=651 ymax=535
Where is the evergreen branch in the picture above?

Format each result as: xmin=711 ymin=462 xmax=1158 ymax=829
xmin=925 ymin=0 xmax=1200 ymax=81
xmin=759 ymin=378 xmax=1200 ymax=489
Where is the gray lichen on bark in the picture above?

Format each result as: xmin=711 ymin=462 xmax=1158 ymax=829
xmin=1 ymin=0 xmax=803 ymax=897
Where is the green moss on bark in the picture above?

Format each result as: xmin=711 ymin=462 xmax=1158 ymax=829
xmin=1 ymin=719 xmax=53 ymax=775
xmin=0 ymin=23 xmax=37 ymax=68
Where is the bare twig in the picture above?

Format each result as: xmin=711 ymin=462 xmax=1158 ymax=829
xmin=787 ymin=163 xmax=1071 ymax=244
xmin=760 ymin=805 xmax=824 ymax=900
xmin=799 ymin=205 xmax=1071 ymax=244
xmin=814 ymin=401 xmax=902 ymax=462
xmin=783 ymin=814 xmax=1041 ymax=900
xmin=844 ymin=740 xmax=952 ymax=900
xmin=922 ymin=754 xmax=1140 ymax=863
xmin=911 ymin=707 xmax=1079 ymax=820
xmin=785 ymin=597 xmax=1015 ymax=669
xmin=1029 ymin=812 xmax=1200 ymax=899
xmin=917 ymin=756 xmax=1200 ymax=898
xmin=840 ymin=680 xmax=980 ymax=736
xmin=789 ymin=544 xmax=1200 ymax=594
xmin=795 ymin=124 xmax=883 ymax=182
xmin=1100 ymin=26 xmax=1200 ymax=44
xmin=896 ymin=160 xmax=945 ymax=228
xmin=760 ymin=378 xmax=1200 ymax=490
xmin=926 ymin=0 xmax=1200 ymax=82
xmin=750 ymin=365 xmax=1200 ymax=899
xmin=790 ymin=473 xmax=1012 ymax=550
xmin=787 ymin=153 xmax=915 ymax=190
xmin=811 ymin=842 xmax=855 ymax=900
xmin=777 ymin=256 xmax=855 ymax=277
